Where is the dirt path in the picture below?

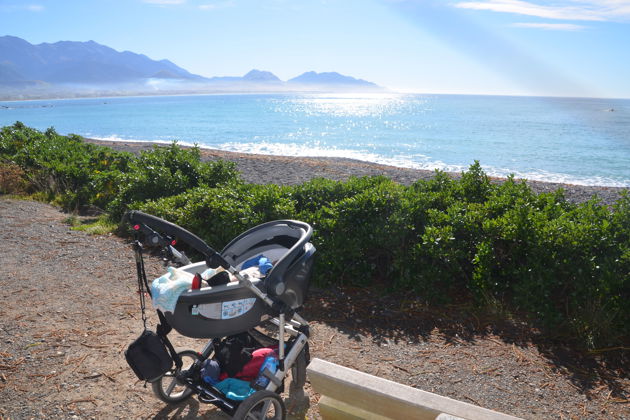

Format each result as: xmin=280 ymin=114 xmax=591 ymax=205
xmin=0 ymin=198 xmax=228 ymax=419
xmin=0 ymin=198 xmax=628 ymax=419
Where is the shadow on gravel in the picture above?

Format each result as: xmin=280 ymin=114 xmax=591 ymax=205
xmin=303 ymin=285 xmax=629 ymax=401
xmin=534 ymin=345 xmax=629 ymax=401
xmin=149 ymin=393 xmax=310 ymax=419
xmin=152 ymin=399 xmax=228 ymax=419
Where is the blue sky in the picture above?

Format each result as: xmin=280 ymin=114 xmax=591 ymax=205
xmin=1 ymin=0 xmax=629 ymax=98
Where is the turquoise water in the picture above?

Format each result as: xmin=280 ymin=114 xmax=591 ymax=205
xmin=1 ymin=93 xmax=629 ymax=187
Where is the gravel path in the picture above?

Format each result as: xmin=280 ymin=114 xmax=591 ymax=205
xmin=0 ymin=199 xmax=221 ymax=419
xmin=1 ymin=198 xmax=628 ymax=419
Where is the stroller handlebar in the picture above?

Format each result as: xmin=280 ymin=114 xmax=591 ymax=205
xmin=125 ymin=210 xmax=229 ymax=269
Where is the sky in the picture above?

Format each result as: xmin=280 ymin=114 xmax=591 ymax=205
xmin=1 ymin=0 xmax=630 ymax=98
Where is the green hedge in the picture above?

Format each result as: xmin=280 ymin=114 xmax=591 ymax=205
xmin=0 ymin=122 xmax=133 ymax=209
xmin=2 ymin=123 xmax=628 ymax=349
xmin=0 ymin=122 xmax=240 ymax=214
xmin=137 ymin=165 xmax=629 ymax=349
xmin=135 ymin=183 xmax=295 ymax=247
xmin=106 ymin=142 xmax=241 ymax=220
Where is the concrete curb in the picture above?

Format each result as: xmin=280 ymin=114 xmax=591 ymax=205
xmin=307 ymin=358 xmax=523 ymax=420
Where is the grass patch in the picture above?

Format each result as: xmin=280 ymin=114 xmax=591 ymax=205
xmin=63 ymin=214 xmax=117 ymax=235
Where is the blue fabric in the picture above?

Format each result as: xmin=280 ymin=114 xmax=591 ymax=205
xmin=200 ymin=359 xmax=221 ymax=385
xmin=258 ymin=257 xmax=273 ymax=275
xmin=241 ymin=254 xmax=273 ymax=275
xmin=241 ymin=254 xmax=262 ymax=270
xmin=214 ymin=378 xmax=255 ymax=401
xmin=150 ymin=267 xmax=194 ymax=313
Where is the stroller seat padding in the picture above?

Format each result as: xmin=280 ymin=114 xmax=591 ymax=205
xmin=163 ymin=220 xmax=315 ymax=339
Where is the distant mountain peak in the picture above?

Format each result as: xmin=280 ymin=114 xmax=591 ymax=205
xmin=288 ymin=71 xmax=377 ymax=87
xmin=0 ymin=36 xmax=383 ymax=98
xmin=243 ymin=69 xmax=281 ymax=82
xmin=0 ymin=35 xmax=204 ymax=85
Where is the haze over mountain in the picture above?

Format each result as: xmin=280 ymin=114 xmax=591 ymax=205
xmin=0 ymin=35 xmax=202 ymax=85
xmin=288 ymin=71 xmax=377 ymax=88
xmin=0 ymin=36 xmax=382 ymax=99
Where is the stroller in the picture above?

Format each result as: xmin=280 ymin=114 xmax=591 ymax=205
xmin=124 ymin=211 xmax=316 ymax=420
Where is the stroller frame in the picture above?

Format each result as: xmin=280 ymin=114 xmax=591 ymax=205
xmin=126 ymin=211 xmax=315 ymax=419
xmin=171 ymin=315 xmax=310 ymax=416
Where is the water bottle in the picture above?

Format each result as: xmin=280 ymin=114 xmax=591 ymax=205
xmin=252 ymin=355 xmax=278 ymax=390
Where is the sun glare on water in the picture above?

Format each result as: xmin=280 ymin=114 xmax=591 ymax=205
xmin=284 ymin=93 xmax=410 ymax=117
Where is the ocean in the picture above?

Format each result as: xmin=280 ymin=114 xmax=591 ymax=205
xmin=1 ymin=93 xmax=628 ymax=187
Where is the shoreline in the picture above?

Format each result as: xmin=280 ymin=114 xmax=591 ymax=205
xmin=3 ymin=89 xmax=630 ymax=103
xmin=84 ymin=138 xmax=628 ymax=206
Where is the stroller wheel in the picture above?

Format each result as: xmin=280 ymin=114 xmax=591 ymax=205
xmin=232 ymin=390 xmax=286 ymax=420
xmin=152 ymin=350 xmax=199 ymax=403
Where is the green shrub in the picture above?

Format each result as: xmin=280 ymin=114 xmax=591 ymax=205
xmin=106 ymin=143 xmax=241 ymax=220
xmin=0 ymin=123 xmax=132 ymax=210
xmin=391 ymin=172 xmax=486 ymax=301
xmin=3 ymin=123 xmax=628 ymax=349
xmin=0 ymin=160 xmax=29 ymax=194
xmin=136 ymin=183 xmax=295 ymax=249
xmin=300 ymin=177 xmax=405 ymax=286
xmin=132 ymin=162 xmax=629 ymax=349
xmin=292 ymin=176 xmax=392 ymax=213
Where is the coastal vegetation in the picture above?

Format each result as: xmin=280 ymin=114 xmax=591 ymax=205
xmin=1 ymin=122 xmax=628 ymax=351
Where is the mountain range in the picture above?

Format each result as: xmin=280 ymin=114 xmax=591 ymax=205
xmin=0 ymin=36 xmax=380 ymax=98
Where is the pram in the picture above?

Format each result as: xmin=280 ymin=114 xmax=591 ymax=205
xmin=124 ymin=211 xmax=316 ymax=420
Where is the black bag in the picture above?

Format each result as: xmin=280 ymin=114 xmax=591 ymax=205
xmin=125 ymin=241 xmax=180 ymax=383
xmin=125 ymin=329 xmax=173 ymax=382
xmin=215 ymin=332 xmax=256 ymax=377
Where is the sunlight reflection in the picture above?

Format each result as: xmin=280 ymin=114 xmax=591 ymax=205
xmin=282 ymin=93 xmax=413 ymax=117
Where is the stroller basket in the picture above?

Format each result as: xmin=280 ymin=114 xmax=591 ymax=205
xmin=127 ymin=212 xmax=316 ymax=339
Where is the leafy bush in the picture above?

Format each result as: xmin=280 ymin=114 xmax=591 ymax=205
xmin=3 ymin=123 xmax=628 ymax=349
xmin=106 ymin=143 xmax=241 ymax=220
xmin=291 ymin=176 xmax=392 ymax=213
xmin=389 ymin=170 xmax=630 ymax=347
xmin=0 ymin=161 xmax=29 ymax=194
xmin=136 ymin=183 xmax=295 ymax=249
xmin=0 ymin=122 xmax=132 ymax=210
xmin=0 ymin=123 xmax=239 ymax=216
xmin=297 ymin=177 xmax=405 ymax=286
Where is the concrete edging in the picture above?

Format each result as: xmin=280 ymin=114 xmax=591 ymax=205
xmin=306 ymin=358 xmax=523 ymax=420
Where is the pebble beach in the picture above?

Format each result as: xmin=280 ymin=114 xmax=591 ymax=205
xmin=85 ymin=138 xmax=628 ymax=207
